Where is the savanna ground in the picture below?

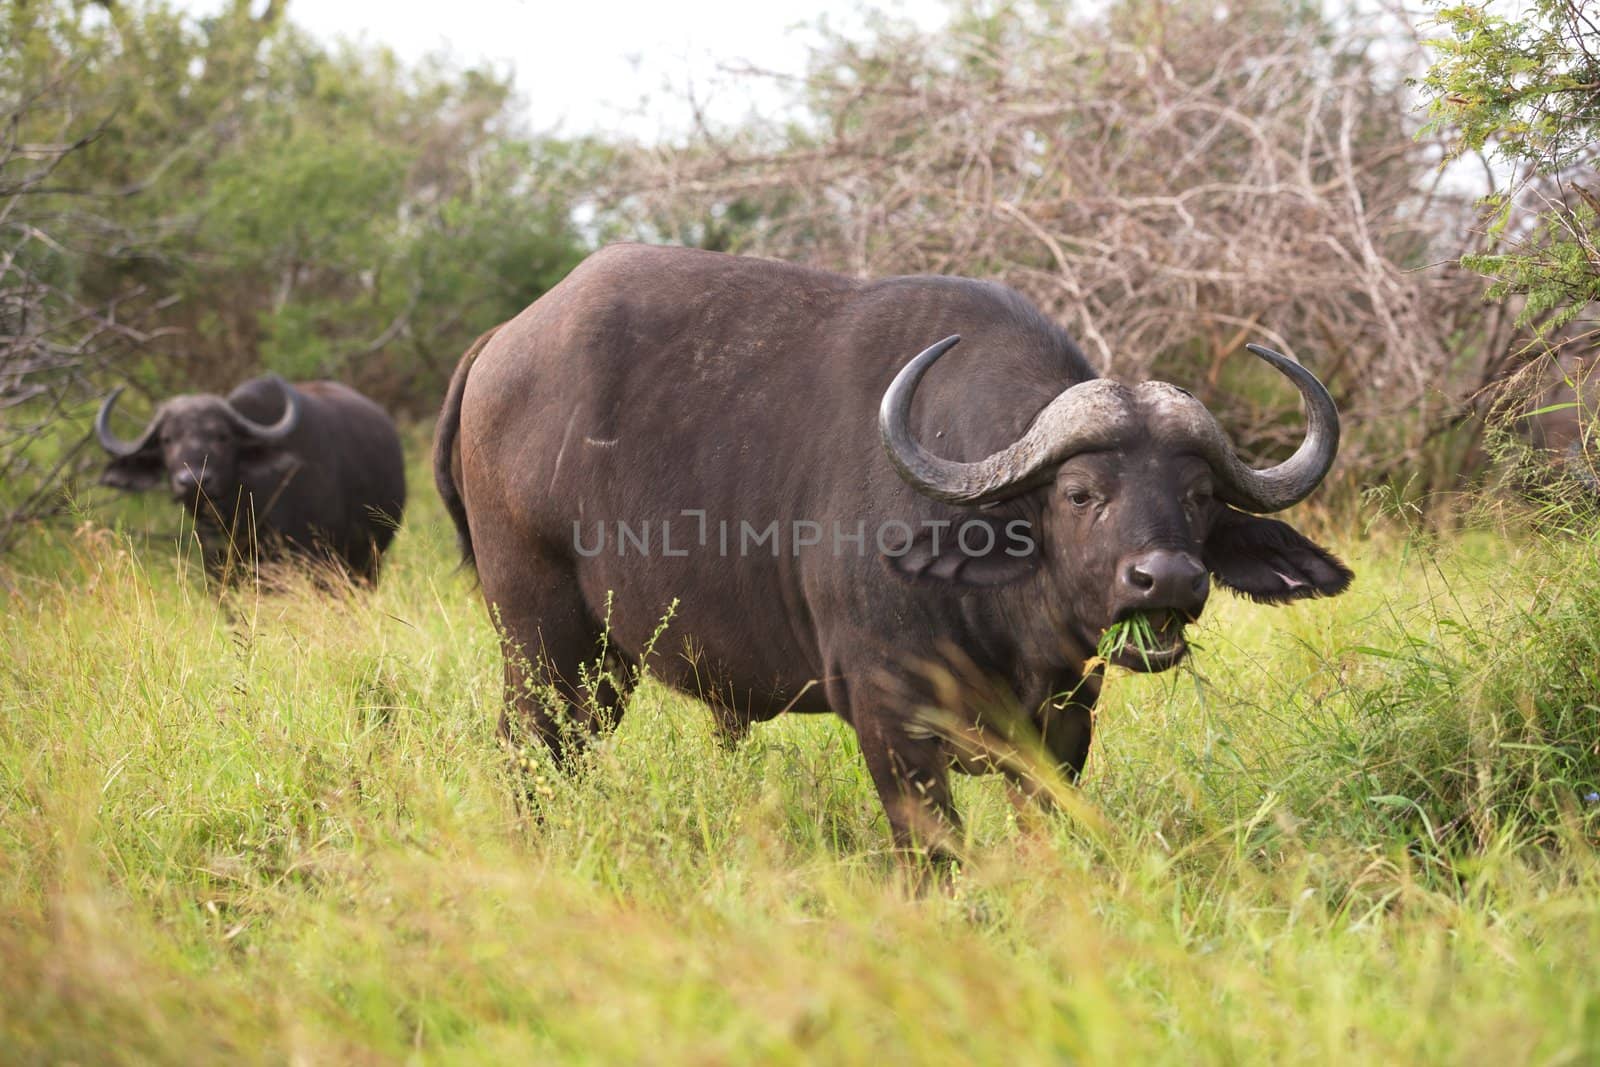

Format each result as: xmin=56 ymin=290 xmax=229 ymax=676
xmin=4 ymin=435 xmax=1600 ymax=1064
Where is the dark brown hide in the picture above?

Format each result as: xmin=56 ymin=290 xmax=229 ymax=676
xmin=1520 ymin=352 xmax=1600 ymax=495
xmin=436 ymin=244 xmax=1351 ymax=854
xmin=100 ymin=378 xmax=406 ymax=583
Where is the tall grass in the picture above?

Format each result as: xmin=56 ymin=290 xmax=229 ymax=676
xmin=3 ymin=454 xmax=1600 ymax=1063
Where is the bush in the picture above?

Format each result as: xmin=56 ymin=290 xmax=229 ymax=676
xmin=0 ymin=0 xmax=593 ymax=549
xmin=611 ymin=0 xmax=1509 ymax=500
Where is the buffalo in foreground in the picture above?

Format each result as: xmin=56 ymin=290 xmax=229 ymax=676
xmin=436 ymin=244 xmax=1352 ymax=855
xmin=97 ymin=376 xmax=406 ymax=584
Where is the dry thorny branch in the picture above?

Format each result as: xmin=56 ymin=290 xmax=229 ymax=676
xmin=0 ymin=70 xmax=164 ymax=552
xmin=611 ymin=4 xmax=1525 ymax=494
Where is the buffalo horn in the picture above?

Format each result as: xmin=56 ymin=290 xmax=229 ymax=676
xmin=94 ymin=387 xmax=162 ymax=458
xmin=1149 ymin=344 xmax=1340 ymax=513
xmin=879 ymin=335 xmax=1135 ymax=506
xmin=881 ymin=337 xmax=1339 ymax=513
xmin=223 ymin=375 xmax=301 ymax=442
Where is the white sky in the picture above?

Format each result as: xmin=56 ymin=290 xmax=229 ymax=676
xmin=243 ymin=0 xmax=953 ymax=137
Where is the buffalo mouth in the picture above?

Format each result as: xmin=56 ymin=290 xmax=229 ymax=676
xmin=1096 ymin=610 xmax=1189 ymax=672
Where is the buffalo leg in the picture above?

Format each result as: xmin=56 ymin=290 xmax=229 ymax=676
xmin=342 ymin=534 xmax=381 ymax=586
xmin=1005 ymin=679 xmax=1098 ymax=808
xmin=1037 ymin=698 xmax=1094 ymax=781
xmin=707 ymin=697 xmax=751 ymax=749
xmin=853 ymin=711 xmax=961 ymax=863
xmin=486 ymin=567 xmax=632 ymax=770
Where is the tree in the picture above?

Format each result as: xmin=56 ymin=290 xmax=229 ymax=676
xmin=0 ymin=4 xmax=171 ymax=552
xmin=0 ymin=0 xmax=593 ymax=551
xmin=1421 ymin=0 xmax=1600 ymax=331
xmin=1420 ymin=1 xmax=1600 ymax=497
xmin=614 ymin=0 xmax=1500 ymax=494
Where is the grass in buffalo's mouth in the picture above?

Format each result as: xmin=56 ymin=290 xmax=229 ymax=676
xmin=1098 ymin=611 xmax=1182 ymax=665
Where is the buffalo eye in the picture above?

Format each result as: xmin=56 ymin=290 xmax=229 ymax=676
xmin=1065 ymin=488 xmax=1093 ymax=509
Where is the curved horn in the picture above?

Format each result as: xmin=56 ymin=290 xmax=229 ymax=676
xmin=223 ymin=375 xmax=300 ymax=441
xmin=1148 ymin=343 xmax=1340 ymax=513
xmin=95 ymin=387 xmax=162 ymax=458
xmin=880 ymin=335 xmax=1136 ymax=506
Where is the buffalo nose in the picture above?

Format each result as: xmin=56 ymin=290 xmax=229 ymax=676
xmin=172 ymin=468 xmax=213 ymax=497
xmin=1120 ymin=551 xmax=1209 ymax=613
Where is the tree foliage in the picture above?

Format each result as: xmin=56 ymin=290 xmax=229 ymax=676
xmin=1419 ymin=1 xmax=1600 ymax=496
xmin=614 ymin=0 xmax=1503 ymax=494
xmin=1422 ymin=0 xmax=1600 ymax=331
xmin=0 ymin=0 xmax=592 ymax=548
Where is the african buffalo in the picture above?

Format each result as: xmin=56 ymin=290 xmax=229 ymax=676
xmin=1517 ymin=350 xmax=1599 ymax=497
xmin=97 ymin=376 xmax=406 ymax=583
xmin=435 ymin=244 xmax=1352 ymax=853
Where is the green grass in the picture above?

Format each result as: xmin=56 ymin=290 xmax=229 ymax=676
xmin=1095 ymin=609 xmax=1181 ymax=667
xmin=3 ymin=448 xmax=1600 ymax=1063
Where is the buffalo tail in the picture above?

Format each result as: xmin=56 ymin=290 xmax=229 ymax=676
xmin=434 ymin=323 xmax=502 ymax=568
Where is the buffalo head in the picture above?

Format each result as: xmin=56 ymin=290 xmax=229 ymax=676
xmin=96 ymin=378 xmax=301 ymax=511
xmin=880 ymin=337 xmax=1352 ymax=671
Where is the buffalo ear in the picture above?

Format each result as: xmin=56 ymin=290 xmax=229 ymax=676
xmin=1203 ymin=506 xmax=1353 ymax=604
xmin=99 ymin=453 xmax=165 ymax=492
xmin=882 ymin=514 xmax=1041 ymax=587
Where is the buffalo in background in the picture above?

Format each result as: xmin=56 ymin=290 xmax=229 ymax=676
xmin=97 ymin=376 xmax=406 ymax=584
xmin=436 ymin=244 xmax=1352 ymax=857
xmin=1515 ymin=349 xmax=1599 ymax=499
